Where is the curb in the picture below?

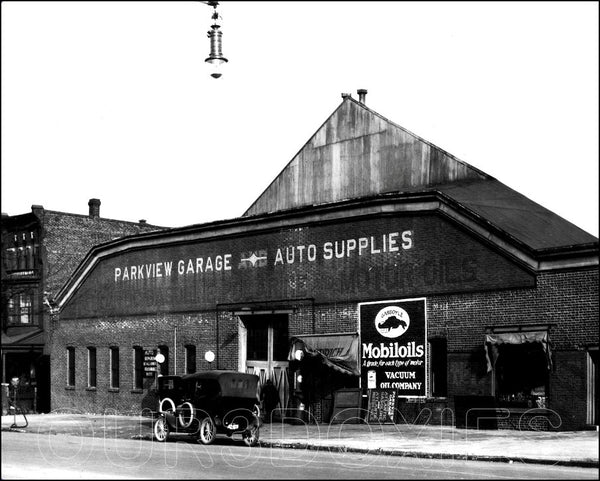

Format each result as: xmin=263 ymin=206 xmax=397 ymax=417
xmin=258 ymin=440 xmax=600 ymax=469
xmin=2 ymin=427 xmax=28 ymax=434
xmin=3 ymin=426 xmax=598 ymax=469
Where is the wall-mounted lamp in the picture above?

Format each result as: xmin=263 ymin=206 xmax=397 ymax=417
xmin=205 ymin=2 xmax=228 ymax=78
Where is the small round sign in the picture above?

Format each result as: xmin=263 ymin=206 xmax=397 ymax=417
xmin=375 ymin=306 xmax=410 ymax=338
xmin=155 ymin=353 xmax=165 ymax=364
xmin=204 ymin=351 xmax=215 ymax=363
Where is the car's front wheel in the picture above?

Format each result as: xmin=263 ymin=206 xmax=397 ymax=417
xmin=198 ymin=417 xmax=216 ymax=445
xmin=243 ymin=404 xmax=261 ymax=447
xmin=154 ymin=416 xmax=169 ymax=442
xmin=242 ymin=425 xmax=259 ymax=447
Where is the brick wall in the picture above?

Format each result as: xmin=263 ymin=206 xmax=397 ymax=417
xmin=550 ymin=350 xmax=588 ymax=430
xmin=42 ymin=210 xmax=162 ymax=298
xmin=428 ymin=268 xmax=598 ymax=430
xmin=50 ymin=266 xmax=597 ymax=429
xmin=60 ymin=214 xmax=535 ymax=319
xmin=50 ymin=312 xmax=216 ymax=414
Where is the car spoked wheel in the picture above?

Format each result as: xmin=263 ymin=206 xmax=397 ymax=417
xmin=242 ymin=425 xmax=259 ymax=447
xmin=243 ymin=404 xmax=261 ymax=446
xmin=198 ymin=417 xmax=216 ymax=445
xmin=252 ymin=403 xmax=261 ymax=423
xmin=177 ymin=402 xmax=195 ymax=429
xmin=154 ymin=416 xmax=169 ymax=442
xmin=159 ymin=397 xmax=176 ymax=414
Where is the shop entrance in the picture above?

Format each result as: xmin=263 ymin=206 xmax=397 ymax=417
xmin=239 ymin=314 xmax=289 ymax=416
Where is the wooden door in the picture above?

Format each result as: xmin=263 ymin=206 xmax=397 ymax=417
xmin=241 ymin=314 xmax=289 ymax=413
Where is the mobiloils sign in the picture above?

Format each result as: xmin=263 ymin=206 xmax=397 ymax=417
xmin=360 ymin=298 xmax=427 ymax=397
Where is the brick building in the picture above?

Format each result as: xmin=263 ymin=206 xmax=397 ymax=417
xmin=51 ymin=92 xmax=598 ymax=429
xmin=1 ymin=199 xmax=164 ymax=412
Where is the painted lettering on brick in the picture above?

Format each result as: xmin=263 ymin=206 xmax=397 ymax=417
xmin=113 ymin=229 xmax=414 ymax=282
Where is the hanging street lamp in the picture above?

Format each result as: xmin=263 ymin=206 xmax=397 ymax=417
xmin=204 ymin=1 xmax=228 ymax=79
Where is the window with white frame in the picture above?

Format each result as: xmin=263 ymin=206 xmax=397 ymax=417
xmin=7 ymin=292 xmax=33 ymax=325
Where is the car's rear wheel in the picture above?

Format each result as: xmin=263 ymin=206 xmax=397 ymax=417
xmin=154 ymin=416 xmax=169 ymax=442
xmin=198 ymin=417 xmax=216 ymax=445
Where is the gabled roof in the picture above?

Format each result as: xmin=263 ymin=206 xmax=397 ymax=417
xmin=244 ymin=96 xmax=488 ymax=217
xmin=437 ymin=179 xmax=598 ymax=252
xmin=244 ymin=96 xmax=597 ymax=252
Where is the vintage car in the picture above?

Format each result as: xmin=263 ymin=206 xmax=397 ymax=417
xmin=153 ymin=370 xmax=261 ymax=446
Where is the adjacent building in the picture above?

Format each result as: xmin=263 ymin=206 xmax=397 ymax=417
xmin=1 ymin=200 xmax=164 ymax=412
xmin=50 ymin=92 xmax=598 ymax=429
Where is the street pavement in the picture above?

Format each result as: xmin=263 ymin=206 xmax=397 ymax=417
xmin=1 ymin=412 xmax=598 ymax=468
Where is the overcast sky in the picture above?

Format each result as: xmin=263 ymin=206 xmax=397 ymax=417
xmin=2 ymin=1 xmax=598 ymax=237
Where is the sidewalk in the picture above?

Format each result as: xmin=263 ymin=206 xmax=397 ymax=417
xmin=2 ymin=412 xmax=598 ymax=468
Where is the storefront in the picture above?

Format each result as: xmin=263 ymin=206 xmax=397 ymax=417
xmin=49 ymin=92 xmax=598 ymax=429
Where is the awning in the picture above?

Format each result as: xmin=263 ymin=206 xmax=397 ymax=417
xmin=1 ymin=329 xmax=45 ymax=347
xmin=288 ymin=333 xmax=360 ymax=376
xmin=484 ymin=330 xmax=552 ymax=372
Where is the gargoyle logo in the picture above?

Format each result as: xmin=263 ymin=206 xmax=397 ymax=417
xmin=375 ymin=306 xmax=410 ymax=338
